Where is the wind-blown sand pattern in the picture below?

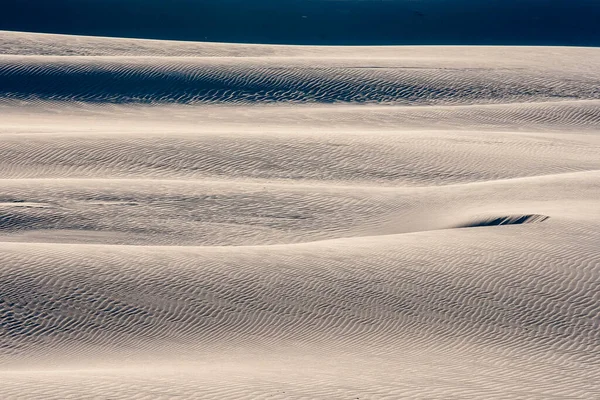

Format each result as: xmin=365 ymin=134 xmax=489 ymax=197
xmin=0 ymin=31 xmax=599 ymax=399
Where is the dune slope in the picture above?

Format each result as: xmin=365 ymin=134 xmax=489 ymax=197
xmin=0 ymin=31 xmax=599 ymax=399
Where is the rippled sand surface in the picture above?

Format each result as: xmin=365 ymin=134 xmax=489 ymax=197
xmin=1 ymin=31 xmax=599 ymax=399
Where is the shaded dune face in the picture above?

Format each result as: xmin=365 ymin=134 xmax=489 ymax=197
xmin=0 ymin=31 xmax=599 ymax=399
xmin=455 ymin=214 xmax=550 ymax=228
xmin=1 ymin=32 xmax=599 ymax=107
xmin=0 ymin=56 xmax=599 ymax=105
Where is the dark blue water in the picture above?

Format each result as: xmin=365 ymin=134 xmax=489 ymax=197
xmin=1 ymin=0 xmax=599 ymax=46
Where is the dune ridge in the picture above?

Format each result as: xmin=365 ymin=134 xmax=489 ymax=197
xmin=0 ymin=31 xmax=599 ymax=399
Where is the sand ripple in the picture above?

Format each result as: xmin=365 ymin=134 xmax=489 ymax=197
xmin=0 ymin=31 xmax=599 ymax=399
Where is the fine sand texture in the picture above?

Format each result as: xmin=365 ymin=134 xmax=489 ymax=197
xmin=0 ymin=31 xmax=599 ymax=399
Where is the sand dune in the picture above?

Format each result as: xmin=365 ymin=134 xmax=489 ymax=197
xmin=0 ymin=31 xmax=599 ymax=399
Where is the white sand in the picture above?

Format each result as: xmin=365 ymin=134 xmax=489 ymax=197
xmin=0 ymin=31 xmax=599 ymax=399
